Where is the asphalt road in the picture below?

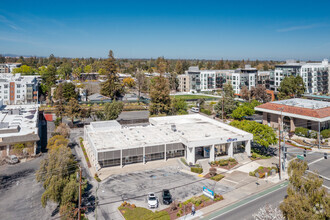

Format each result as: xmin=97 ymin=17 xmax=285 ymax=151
xmin=206 ymin=149 xmax=329 ymax=220
xmin=209 ymin=183 xmax=287 ymax=220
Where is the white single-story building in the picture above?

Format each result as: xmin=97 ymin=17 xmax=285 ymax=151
xmin=84 ymin=114 xmax=253 ymax=170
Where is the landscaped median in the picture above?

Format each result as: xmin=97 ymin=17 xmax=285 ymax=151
xmin=249 ymin=166 xmax=278 ymax=178
xmin=118 ymin=194 xmax=225 ymax=220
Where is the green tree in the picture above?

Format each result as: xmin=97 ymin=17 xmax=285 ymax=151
xmin=57 ymin=63 xmax=72 ymax=79
xmin=280 ymin=159 xmax=330 ymax=219
xmin=231 ymin=105 xmax=254 ymax=120
xmin=240 ymin=86 xmax=250 ymax=101
xmin=55 ymin=82 xmax=78 ymax=102
xmin=214 ymin=83 xmax=237 ymax=118
xmin=40 ymin=65 xmax=56 ymax=92
xmin=66 ymin=98 xmax=81 ymax=125
xmin=171 ymin=98 xmax=188 ymax=115
xmin=278 ymin=76 xmax=305 ymax=100
xmin=100 ymin=50 xmax=124 ymax=99
xmin=84 ymin=64 xmax=92 ymax=73
xmin=12 ymin=65 xmax=35 ymax=75
xmin=230 ymin=120 xmax=277 ymax=147
xmin=149 ymin=75 xmax=171 ymax=115
xmin=72 ymin=67 xmax=82 ymax=79
xmin=175 ymin=60 xmax=184 ymax=75
xmin=155 ymin=57 xmax=168 ymax=74
xmin=99 ymin=101 xmax=124 ymax=120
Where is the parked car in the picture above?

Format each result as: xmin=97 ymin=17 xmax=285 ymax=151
xmin=162 ymin=189 xmax=172 ymax=205
xmin=191 ymin=107 xmax=199 ymax=113
xmin=5 ymin=155 xmax=19 ymax=164
xmin=147 ymin=193 xmax=158 ymax=208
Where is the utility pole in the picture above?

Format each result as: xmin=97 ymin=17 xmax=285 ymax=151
xmin=318 ymin=121 xmax=321 ymax=149
xmin=78 ymin=166 xmax=82 ymax=220
xmin=278 ymin=108 xmax=284 ymax=180
xmin=222 ymin=95 xmax=224 ymax=121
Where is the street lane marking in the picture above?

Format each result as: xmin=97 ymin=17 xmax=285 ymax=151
xmin=308 ymin=158 xmax=324 ymax=165
xmin=306 ymin=170 xmax=330 ymax=181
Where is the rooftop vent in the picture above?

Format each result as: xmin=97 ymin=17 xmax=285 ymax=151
xmin=205 ymin=134 xmax=210 ymax=137
xmin=171 ymin=124 xmax=177 ymax=132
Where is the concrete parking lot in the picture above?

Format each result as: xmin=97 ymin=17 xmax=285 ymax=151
xmin=97 ymin=166 xmax=234 ymax=220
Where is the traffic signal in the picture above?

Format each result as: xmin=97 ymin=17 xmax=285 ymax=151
xmin=325 ymin=153 xmax=328 ymax=159
xmin=303 ymin=150 xmax=307 ymax=157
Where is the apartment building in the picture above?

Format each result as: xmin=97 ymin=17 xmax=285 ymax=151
xmin=0 ymin=63 xmax=21 ymax=73
xmin=0 ymin=73 xmax=38 ymax=105
xmin=274 ymin=59 xmax=329 ymax=94
xmin=179 ymin=65 xmax=256 ymax=94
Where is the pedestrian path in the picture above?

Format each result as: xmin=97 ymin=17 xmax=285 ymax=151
xmin=179 ymin=210 xmax=203 ymax=220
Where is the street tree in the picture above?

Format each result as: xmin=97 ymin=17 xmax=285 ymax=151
xmin=278 ymin=76 xmax=305 ymax=100
xmin=156 ymin=57 xmax=168 ymax=74
xmin=251 ymin=85 xmax=271 ymax=103
xmin=149 ymin=75 xmax=171 ymax=115
xmin=230 ymin=120 xmax=277 ymax=147
xmin=280 ymin=159 xmax=330 ymax=219
xmin=66 ymin=98 xmax=81 ymax=125
xmin=36 ymin=139 xmax=83 ymax=218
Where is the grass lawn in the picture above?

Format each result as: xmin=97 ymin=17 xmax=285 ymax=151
xmin=172 ymin=94 xmax=219 ymax=100
xmin=118 ymin=206 xmax=170 ymax=220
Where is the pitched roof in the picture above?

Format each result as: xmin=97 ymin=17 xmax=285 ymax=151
xmin=256 ymin=102 xmax=330 ymax=118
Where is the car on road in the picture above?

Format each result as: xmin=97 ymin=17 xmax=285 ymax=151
xmin=147 ymin=193 xmax=159 ymax=208
xmin=162 ymin=189 xmax=172 ymax=205
xmin=5 ymin=155 xmax=19 ymax=164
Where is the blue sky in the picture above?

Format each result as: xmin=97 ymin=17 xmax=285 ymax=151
xmin=0 ymin=0 xmax=330 ymax=60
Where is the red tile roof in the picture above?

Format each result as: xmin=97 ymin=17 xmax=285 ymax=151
xmin=256 ymin=103 xmax=330 ymax=118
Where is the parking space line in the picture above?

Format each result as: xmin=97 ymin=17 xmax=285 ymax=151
xmin=222 ymin=179 xmax=239 ymax=184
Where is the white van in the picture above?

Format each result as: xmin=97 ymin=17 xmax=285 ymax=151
xmin=191 ymin=107 xmax=199 ymax=113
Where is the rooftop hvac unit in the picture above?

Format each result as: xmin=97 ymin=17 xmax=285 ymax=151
xmin=171 ymin=124 xmax=176 ymax=132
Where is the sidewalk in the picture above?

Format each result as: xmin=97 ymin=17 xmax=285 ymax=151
xmin=180 ymin=174 xmax=288 ymax=219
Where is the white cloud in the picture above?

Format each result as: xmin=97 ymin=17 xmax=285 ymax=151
xmin=277 ymin=24 xmax=325 ymax=32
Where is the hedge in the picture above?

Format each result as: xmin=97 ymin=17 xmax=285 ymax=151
xmin=191 ymin=167 xmax=203 ymax=174
xmin=295 ymin=127 xmax=317 ymax=139
xmin=321 ymin=129 xmax=330 ymax=139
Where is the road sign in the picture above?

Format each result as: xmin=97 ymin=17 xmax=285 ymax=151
xmin=297 ymin=155 xmax=304 ymax=160
xmin=203 ymin=186 xmax=214 ymax=200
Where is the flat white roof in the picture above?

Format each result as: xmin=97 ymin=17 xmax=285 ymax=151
xmin=86 ymin=114 xmax=253 ymax=152
xmin=273 ymin=98 xmax=330 ymax=109
xmin=0 ymin=104 xmax=39 ymax=138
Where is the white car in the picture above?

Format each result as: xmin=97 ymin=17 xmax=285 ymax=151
xmin=147 ymin=193 xmax=158 ymax=208
xmin=191 ymin=107 xmax=199 ymax=113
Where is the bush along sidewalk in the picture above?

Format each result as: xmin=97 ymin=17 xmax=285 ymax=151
xmin=210 ymin=157 xmax=238 ymax=169
xmin=79 ymin=137 xmax=92 ymax=168
xmin=249 ymin=166 xmax=278 ymax=178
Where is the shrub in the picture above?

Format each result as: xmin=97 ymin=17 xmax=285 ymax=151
xmin=295 ymin=127 xmax=309 ymax=137
xmin=122 ymin=201 xmax=127 ymax=207
xmin=180 ymin=158 xmax=188 ymax=166
xmin=321 ymin=129 xmax=330 ymax=138
xmin=127 ymin=203 xmax=130 ymax=207
xmin=219 ymin=159 xmax=229 ymax=166
xmin=211 ymin=174 xmax=225 ymax=181
xmin=170 ymin=200 xmax=178 ymax=211
xmin=191 ymin=167 xmax=203 ymax=174
xmin=201 ymin=108 xmax=212 ymax=115
xmin=177 ymin=213 xmax=181 ymax=217
xmin=94 ymin=174 xmax=101 ymax=182
xmin=209 ymin=167 xmax=217 ymax=177
xmin=131 ymin=204 xmax=136 ymax=208
xmin=179 ymin=203 xmax=182 ymax=208
xmin=228 ymin=157 xmax=236 ymax=163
